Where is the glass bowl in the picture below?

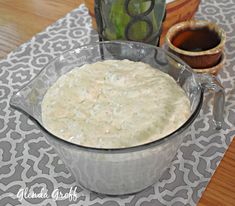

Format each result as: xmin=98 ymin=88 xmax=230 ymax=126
xmin=10 ymin=41 xmax=225 ymax=195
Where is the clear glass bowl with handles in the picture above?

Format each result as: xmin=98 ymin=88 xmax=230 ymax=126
xmin=10 ymin=41 xmax=225 ymax=195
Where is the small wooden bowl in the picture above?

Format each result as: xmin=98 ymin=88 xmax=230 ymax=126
xmin=165 ymin=20 xmax=226 ymax=69
xmin=84 ymin=0 xmax=200 ymax=45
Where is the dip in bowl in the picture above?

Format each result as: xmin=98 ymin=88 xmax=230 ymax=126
xmin=10 ymin=41 xmax=224 ymax=195
xmin=41 ymin=59 xmax=191 ymax=148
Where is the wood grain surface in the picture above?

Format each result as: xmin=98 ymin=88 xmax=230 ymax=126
xmin=0 ymin=1 xmax=234 ymax=205
xmin=0 ymin=0 xmax=83 ymax=58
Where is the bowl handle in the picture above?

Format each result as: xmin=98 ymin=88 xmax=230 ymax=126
xmin=196 ymin=74 xmax=225 ymax=130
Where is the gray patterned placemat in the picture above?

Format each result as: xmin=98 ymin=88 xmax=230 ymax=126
xmin=0 ymin=1 xmax=235 ymax=205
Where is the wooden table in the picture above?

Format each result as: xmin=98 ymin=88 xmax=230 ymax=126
xmin=0 ymin=1 xmax=234 ymax=205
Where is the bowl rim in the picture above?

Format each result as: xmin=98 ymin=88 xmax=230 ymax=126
xmin=165 ymin=20 xmax=226 ymax=56
xmin=10 ymin=41 xmax=204 ymax=154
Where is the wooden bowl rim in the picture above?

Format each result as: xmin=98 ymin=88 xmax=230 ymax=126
xmin=165 ymin=20 xmax=226 ymax=56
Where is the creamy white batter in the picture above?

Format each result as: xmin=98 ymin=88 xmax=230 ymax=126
xmin=42 ymin=60 xmax=190 ymax=148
